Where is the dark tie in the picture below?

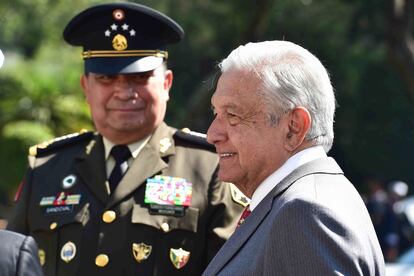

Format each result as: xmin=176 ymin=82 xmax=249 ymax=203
xmin=108 ymin=145 xmax=131 ymax=193
xmin=237 ymin=206 xmax=251 ymax=228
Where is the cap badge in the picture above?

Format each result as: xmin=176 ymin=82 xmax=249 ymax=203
xmin=62 ymin=174 xmax=76 ymax=189
xmin=104 ymin=10 xmax=136 ymax=51
xmin=170 ymin=248 xmax=190 ymax=269
xmin=113 ymin=34 xmax=128 ymax=51
xmin=60 ymin=241 xmax=76 ymax=263
xmin=132 ymin=242 xmax=152 ymax=263
xmin=112 ymin=9 xmax=125 ymax=21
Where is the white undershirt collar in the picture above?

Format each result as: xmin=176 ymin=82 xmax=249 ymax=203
xmin=249 ymin=146 xmax=327 ymax=211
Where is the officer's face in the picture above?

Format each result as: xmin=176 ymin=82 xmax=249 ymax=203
xmin=81 ymin=66 xmax=172 ymax=144
xmin=207 ymin=69 xmax=291 ymax=197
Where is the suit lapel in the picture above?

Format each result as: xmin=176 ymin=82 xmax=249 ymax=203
xmin=205 ymin=193 xmax=274 ymax=275
xmin=75 ymin=135 xmax=110 ymax=205
xmin=107 ymin=123 xmax=175 ymax=209
xmin=205 ymin=157 xmax=343 ymax=275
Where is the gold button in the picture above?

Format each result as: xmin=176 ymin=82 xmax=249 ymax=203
xmin=161 ymin=222 xmax=169 ymax=232
xmin=95 ymin=254 xmax=109 ymax=267
xmin=50 ymin=222 xmax=58 ymax=230
xmin=102 ymin=211 xmax=116 ymax=223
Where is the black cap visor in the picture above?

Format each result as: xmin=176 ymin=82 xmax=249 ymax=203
xmin=85 ymin=56 xmax=164 ymax=74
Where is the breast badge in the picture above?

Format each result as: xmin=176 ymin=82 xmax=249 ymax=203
xmin=132 ymin=243 xmax=152 ymax=263
xmin=38 ymin=249 xmax=46 ymax=266
xmin=60 ymin=241 xmax=76 ymax=263
xmin=170 ymin=248 xmax=190 ymax=269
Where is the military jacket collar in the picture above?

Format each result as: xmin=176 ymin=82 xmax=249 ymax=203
xmin=75 ymin=123 xmax=176 ymax=209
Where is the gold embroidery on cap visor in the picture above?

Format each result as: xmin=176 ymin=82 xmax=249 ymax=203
xmin=82 ymin=49 xmax=168 ymax=59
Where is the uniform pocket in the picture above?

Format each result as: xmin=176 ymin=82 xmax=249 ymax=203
xmin=131 ymin=204 xmax=199 ymax=233
xmin=30 ymin=203 xmax=89 ymax=276
xmin=127 ymin=204 xmax=200 ymax=275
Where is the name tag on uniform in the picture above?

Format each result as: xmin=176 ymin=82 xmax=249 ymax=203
xmin=145 ymin=175 xmax=192 ymax=217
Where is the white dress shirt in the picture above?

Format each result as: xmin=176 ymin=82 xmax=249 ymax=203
xmin=249 ymin=146 xmax=327 ymax=211
xmin=103 ymin=136 xmax=151 ymax=178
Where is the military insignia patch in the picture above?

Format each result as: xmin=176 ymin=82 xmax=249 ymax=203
xmin=159 ymin=137 xmax=172 ymax=153
xmin=62 ymin=174 xmax=77 ymax=189
xmin=112 ymin=9 xmax=125 ymax=21
xmin=40 ymin=192 xmax=82 ymax=215
xmin=132 ymin=243 xmax=152 ymax=263
xmin=230 ymin=183 xmax=250 ymax=207
xmin=170 ymin=248 xmax=190 ymax=269
xmin=112 ymin=33 xmax=127 ymax=51
xmin=38 ymin=249 xmax=46 ymax=266
xmin=60 ymin=241 xmax=76 ymax=263
xmin=104 ymin=10 xmax=137 ymax=51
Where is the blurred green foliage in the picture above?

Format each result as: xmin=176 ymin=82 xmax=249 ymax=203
xmin=0 ymin=0 xmax=413 ymax=207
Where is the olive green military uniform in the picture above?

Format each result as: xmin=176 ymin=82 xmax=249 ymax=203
xmin=7 ymin=122 xmax=247 ymax=276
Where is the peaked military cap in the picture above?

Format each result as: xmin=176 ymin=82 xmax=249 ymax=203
xmin=63 ymin=2 xmax=184 ymax=74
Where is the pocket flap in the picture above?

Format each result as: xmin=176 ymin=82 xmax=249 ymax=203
xmin=132 ymin=204 xmax=199 ymax=233
xmin=30 ymin=203 xmax=90 ymax=232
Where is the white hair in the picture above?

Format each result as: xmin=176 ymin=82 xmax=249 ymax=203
xmin=219 ymin=40 xmax=336 ymax=152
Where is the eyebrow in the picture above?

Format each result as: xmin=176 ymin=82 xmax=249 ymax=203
xmin=211 ymin=102 xmax=241 ymax=114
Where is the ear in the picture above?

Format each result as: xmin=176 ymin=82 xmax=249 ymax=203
xmin=284 ymin=107 xmax=311 ymax=152
xmin=80 ymin=74 xmax=89 ymax=97
xmin=163 ymin=70 xmax=173 ymax=100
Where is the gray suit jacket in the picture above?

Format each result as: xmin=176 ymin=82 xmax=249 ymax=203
xmin=0 ymin=230 xmax=43 ymax=276
xmin=203 ymin=157 xmax=385 ymax=276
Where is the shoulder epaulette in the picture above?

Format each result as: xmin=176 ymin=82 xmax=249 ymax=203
xmin=173 ymin=128 xmax=215 ymax=152
xmin=29 ymin=130 xmax=95 ymax=157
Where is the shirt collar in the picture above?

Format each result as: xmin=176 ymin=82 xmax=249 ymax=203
xmin=103 ymin=136 xmax=151 ymax=160
xmin=250 ymin=145 xmax=327 ymax=211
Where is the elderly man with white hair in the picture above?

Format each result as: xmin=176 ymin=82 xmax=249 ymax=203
xmin=203 ymin=40 xmax=385 ymax=276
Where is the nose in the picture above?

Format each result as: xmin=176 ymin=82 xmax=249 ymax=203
xmin=207 ymin=116 xmax=226 ymax=145
xmin=114 ymin=77 xmax=138 ymax=100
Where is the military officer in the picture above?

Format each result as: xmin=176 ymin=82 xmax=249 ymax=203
xmin=7 ymin=2 xmax=247 ymax=276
